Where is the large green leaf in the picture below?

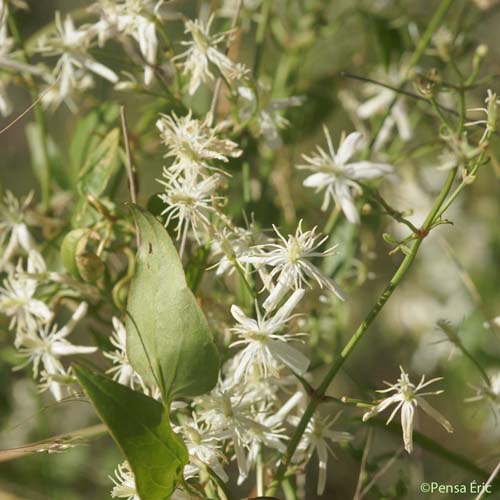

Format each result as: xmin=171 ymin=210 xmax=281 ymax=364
xmin=74 ymin=365 xmax=188 ymax=500
xmin=126 ymin=205 xmax=220 ymax=400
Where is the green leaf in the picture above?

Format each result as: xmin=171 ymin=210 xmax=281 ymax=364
xmin=69 ymin=103 xmax=120 ymax=186
xmin=26 ymin=122 xmax=63 ymax=205
xmin=126 ymin=205 xmax=220 ymax=400
xmin=78 ymin=128 xmax=121 ymax=198
xmin=60 ymin=228 xmax=89 ymax=278
xmin=74 ymin=364 xmax=188 ymax=500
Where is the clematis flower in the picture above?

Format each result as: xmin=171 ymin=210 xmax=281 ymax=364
xmin=37 ymin=12 xmax=117 ymax=104
xmin=292 ymin=412 xmax=353 ymax=495
xmin=299 ymin=127 xmax=393 ymax=224
xmin=93 ymin=0 xmax=164 ymax=86
xmin=237 ymin=85 xmax=305 ymax=149
xmin=0 ymin=191 xmax=37 ymax=268
xmin=157 ymin=171 xmax=222 ymax=242
xmin=229 ymin=289 xmax=309 ymax=380
xmin=174 ymin=15 xmax=241 ymax=95
xmin=465 ymin=88 xmax=500 ymax=144
xmin=16 ymin=302 xmax=97 ymax=400
xmin=156 ymin=111 xmax=241 ymax=173
xmin=110 ymin=462 xmax=140 ymax=500
xmin=243 ymin=220 xmax=344 ymax=310
xmin=176 ymin=414 xmax=228 ymax=481
xmin=362 ymin=366 xmax=453 ymax=453
xmin=0 ymin=251 xmax=52 ymax=335
xmin=356 ymin=65 xmax=412 ymax=150
xmin=104 ymin=317 xmax=148 ymax=393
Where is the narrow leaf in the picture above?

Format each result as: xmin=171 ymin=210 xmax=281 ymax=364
xmin=78 ymin=128 xmax=120 ymax=197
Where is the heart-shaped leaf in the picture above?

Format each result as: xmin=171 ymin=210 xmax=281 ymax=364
xmin=126 ymin=205 xmax=220 ymax=400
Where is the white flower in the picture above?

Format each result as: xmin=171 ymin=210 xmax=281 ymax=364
xmin=196 ymin=383 xmax=277 ymax=481
xmin=156 ymin=111 xmax=241 ymax=172
xmin=110 ymin=461 xmax=188 ymax=499
xmin=174 ymin=15 xmax=239 ymax=95
xmin=465 ymin=371 xmax=500 ymax=421
xmin=465 ymin=89 xmax=500 ymax=144
xmin=210 ymin=223 xmax=265 ymax=277
xmin=356 ymin=65 xmax=412 ymax=150
xmin=243 ymin=220 xmax=344 ymax=311
xmin=0 ymin=191 xmax=37 ymax=268
xmin=37 ymin=12 xmax=117 ymax=104
xmin=38 ymin=367 xmax=76 ymax=403
xmin=292 ymin=413 xmax=353 ymax=496
xmin=157 ymin=171 xmax=222 ymax=241
xmin=299 ymin=127 xmax=393 ymax=224
xmin=16 ymin=302 xmax=97 ymax=400
xmin=230 ymin=289 xmax=310 ymax=380
xmin=93 ymin=0 xmax=164 ymax=85
xmin=0 ymin=252 xmax=52 ymax=334
xmin=110 ymin=462 xmax=139 ymax=500
xmin=237 ymin=85 xmax=304 ymax=149
xmin=176 ymin=415 xmax=228 ymax=481
xmin=196 ymin=386 xmax=254 ymax=479
xmin=362 ymin=366 xmax=453 ymax=453
xmin=104 ymin=317 xmax=148 ymax=393
xmin=0 ymin=22 xmax=41 ymax=116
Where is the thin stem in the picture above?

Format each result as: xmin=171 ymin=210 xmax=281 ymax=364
xmin=371 ymin=419 xmax=500 ymax=488
xmin=282 ymin=477 xmax=299 ymax=500
xmin=430 ymin=97 xmax=454 ymax=131
xmin=435 ymin=149 xmax=487 ymax=220
xmin=0 ymin=77 xmax=59 ymax=136
xmin=362 ymin=184 xmax=419 ymax=234
xmin=266 ymin=167 xmax=458 ymax=496
xmin=179 ymin=223 xmax=189 ymax=259
xmin=256 ymin=445 xmax=264 ymax=496
xmin=359 ymin=448 xmax=403 ymax=499
xmin=323 ymin=206 xmax=341 ymax=234
xmin=368 ymin=0 xmax=454 ymax=151
xmin=408 ymin=0 xmax=455 ymax=69
xmin=209 ymin=0 xmax=242 ymax=119
xmin=353 ymin=427 xmax=373 ymax=500
xmin=8 ymin=13 xmax=51 ymax=211
xmin=475 ymin=460 xmax=500 ymax=500
xmin=204 ymin=464 xmax=235 ymax=500
xmin=438 ymin=320 xmax=491 ymax=387
xmin=253 ymin=0 xmax=271 ymax=75
xmin=119 ymin=107 xmax=138 ymax=205
xmin=340 ymin=72 xmax=461 ymax=119
xmin=0 ymin=424 xmax=106 ymax=462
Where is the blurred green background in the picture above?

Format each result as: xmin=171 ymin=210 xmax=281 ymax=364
xmin=1 ymin=0 xmax=500 ymax=499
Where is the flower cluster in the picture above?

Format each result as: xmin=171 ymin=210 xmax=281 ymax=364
xmin=0 ymin=248 xmax=96 ymax=400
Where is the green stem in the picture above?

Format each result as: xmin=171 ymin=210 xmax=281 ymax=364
xmin=253 ymin=0 xmax=271 ymax=75
xmin=370 ymin=419 xmax=500 ymax=488
xmin=460 ymin=343 xmax=491 ymax=387
xmin=266 ymin=167 xmax=458 ymax=496
xmin=435 ymin=149 xmax=487 ymax=220
xmin=323 ymin=206 xmax=341 ymax=234
xmin=8 ymin=13 xmax=51 ymax=211
xmin=205 ymin=465 xmax=235 ymax=500
xmin=282 ymin=476 xmax=299 ymax=500
xmin=256 ymin=445 xmax=265 ymax=496
xmin=430 ymin=97 xmax=453 ymax=131
xmin=408 ymin=0 xmax=455 ymax=69
xmin=369 ymin=0 xmax=454 ymax=151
